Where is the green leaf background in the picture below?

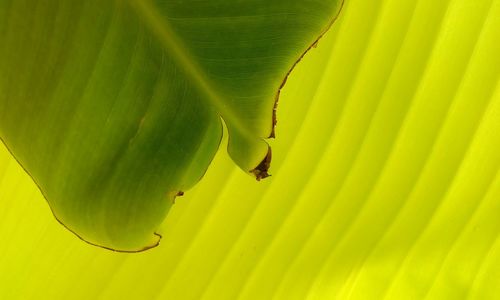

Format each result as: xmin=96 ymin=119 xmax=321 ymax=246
xmin=0 ymin=0 xmax=499 ymax=298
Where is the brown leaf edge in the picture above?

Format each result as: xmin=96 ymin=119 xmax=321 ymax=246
xmin=0 ymin=136 xmax=168 ymax=253
xmin=250 ymin=0 xmax=345 ymax=179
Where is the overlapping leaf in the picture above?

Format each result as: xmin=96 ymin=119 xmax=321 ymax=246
xmin=0 ymin=0 xmax=342 ymax=251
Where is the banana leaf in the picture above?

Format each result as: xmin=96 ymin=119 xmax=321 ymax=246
xmin=0 ymin=0 xmax=499 ymax=299
xmin=0 ymin=0 xmax=342 ymax=251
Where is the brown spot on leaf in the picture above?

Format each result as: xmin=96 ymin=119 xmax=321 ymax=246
xmin=250 ymin=147 xmax=272 ymax=181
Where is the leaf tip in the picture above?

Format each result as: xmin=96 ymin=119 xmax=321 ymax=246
xmin=250 ymin=146 xmax=272 ymax=181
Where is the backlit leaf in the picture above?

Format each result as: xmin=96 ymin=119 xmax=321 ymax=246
xmin=0 ymin=0 xmax=342 ymax=251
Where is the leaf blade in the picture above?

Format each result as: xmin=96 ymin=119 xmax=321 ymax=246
xmin=0 ymin=0 xmax=343 ymax=250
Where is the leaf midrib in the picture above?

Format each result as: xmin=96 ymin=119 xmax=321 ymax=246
xmin=128 ymin=0 xmax=258 ymax=141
